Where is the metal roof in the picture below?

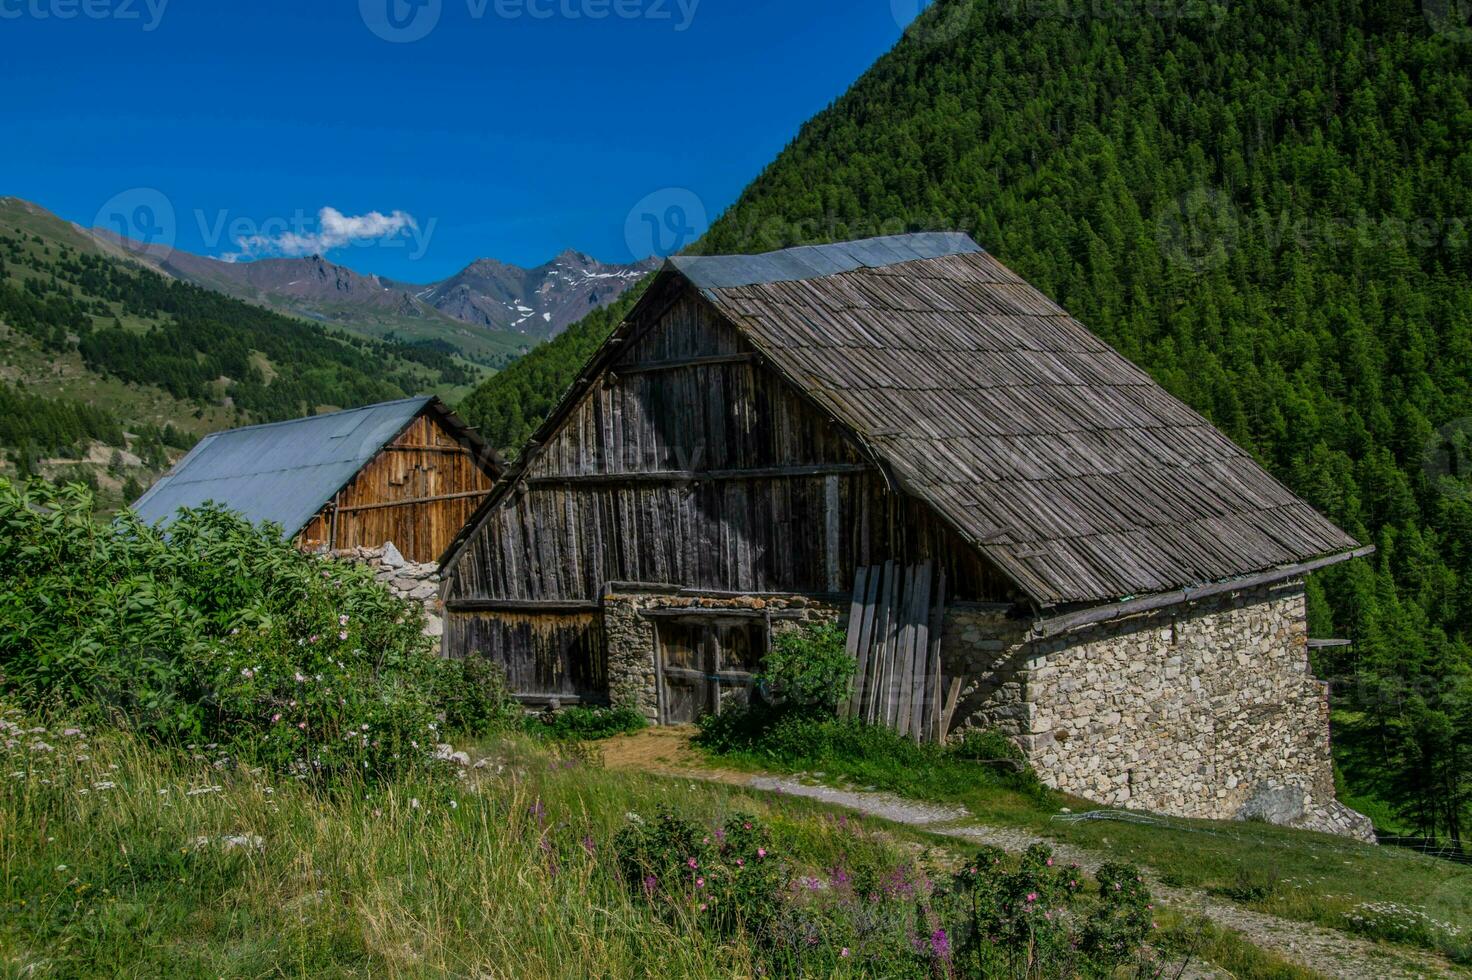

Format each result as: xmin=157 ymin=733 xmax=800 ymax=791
xmin=669 ymin=233 xmax=981 ymax=290
xmin=132 ymin=397 xmax=435 ymax=537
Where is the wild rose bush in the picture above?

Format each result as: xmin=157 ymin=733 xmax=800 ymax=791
xmin=0 ymin=479 xmax=481 ymax=781
xmin=614 ymin=809 xmax=1161 ymax=978
xmin=614 ymin=806 xmax=787 ymax=937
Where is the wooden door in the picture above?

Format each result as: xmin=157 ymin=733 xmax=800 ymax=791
xmin=656 ymin=617 xmax=765 ymax=723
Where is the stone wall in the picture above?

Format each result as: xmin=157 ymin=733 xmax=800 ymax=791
xmin=332 ymin=542 xmax=445 ymax=653
xmin=942 ymin=581 xmax=1374 ymax=842
xmin=603 ymin=591 xmax=842 ymax=724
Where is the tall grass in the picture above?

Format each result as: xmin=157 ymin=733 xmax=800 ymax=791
xmin=1 ymin=723 xmax=724 ymax=975
xmin=0 ymin=710 xmax=920 ymax=978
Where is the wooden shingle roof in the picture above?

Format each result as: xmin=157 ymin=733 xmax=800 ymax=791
xmin=672 ymin=235 xmax=1361 ymax=607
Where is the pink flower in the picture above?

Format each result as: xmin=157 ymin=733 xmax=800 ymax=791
xmin=698 ymin=902 xmax=707 ymax=911
xmin=736 ymin=858 xmax=744 ymax=867
xmin=271 ymin=713 xmax=282 ymax=723
xmin=338 ymin=631 xmax=348 ymax=641
xmin=757 ymin=848 xmax=767 ymax=859
xmin=686 ymin=858 xmax=697 ymax=869
xmin=339 ymin=614 xmax=349 ymax=626
xmin=1026 ymin=892 xmax=1038 ymax=903
xmin=1046 ymin=858 xmax=1053 ymax=866
xmin=695 ymin=877 xmax=705 ymax=888
xmin=298 ymin=722 xmax=307 ymax=729
xmin=840 ymin=948 xmax=850 ymax=958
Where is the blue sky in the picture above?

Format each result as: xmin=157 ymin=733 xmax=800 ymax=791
xmin=0 ymin=0 xmax=922 ymax=281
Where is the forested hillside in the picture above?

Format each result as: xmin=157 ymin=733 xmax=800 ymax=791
xmin=0 ymin=199 xmax=481 ymax=508
xmin=458 ymin=0 xmax=1472 ymax=844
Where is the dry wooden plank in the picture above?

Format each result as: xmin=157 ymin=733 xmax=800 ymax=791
xmin=889 ymin=562 xmax=912 ymax=729
xmin=908 ymin=561 xmax=934 ymax=742
xmin=840 ymin=565 xmax=871 ymax=719
xmin=926 ymin=568 xmax=947 ymax=743
xmin=940 ymin=676 xmax=965 ymax=742
xmin=852 ymin=564 xmax=881 ymax=717
xmin=866 ymin=560 xmax=896 ymax=725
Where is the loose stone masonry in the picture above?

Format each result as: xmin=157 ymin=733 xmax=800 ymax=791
xmin=942 ymin=580 xmax=1374 ymax=843
xmin=331 ymin=542 xmax=445 ymax=653
xmin=605 ymin=591 xmax=842 ymax=725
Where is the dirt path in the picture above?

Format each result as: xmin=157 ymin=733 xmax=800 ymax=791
xmin=601 ymin=728 xmax=1462 ymax=980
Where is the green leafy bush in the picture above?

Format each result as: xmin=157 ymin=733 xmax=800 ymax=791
xmin=613 ymin=807 xmax=785 ymax=939
xmin=434 ymin=655 xmax=523 ymax=736
xmin=0 ymin=478 xmax=449 ymax=781
xmin=758 ymin=623 xmax=854 ymax=715
xmin=525 ymin=705 xmax=646 ymax=741
xmin=947 ymin=845 xmax=1155 ymax=977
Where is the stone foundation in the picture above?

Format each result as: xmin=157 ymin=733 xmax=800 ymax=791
xmin=603 ymin=591 xmax=842 ymax=724
xmin=331 ymin=542 xmax=444 ymax=653
xmin=943 ymin=581 xmax=1374 ymax=843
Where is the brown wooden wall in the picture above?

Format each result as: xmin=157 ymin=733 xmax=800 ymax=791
xmin=298 ymin=411 xmax=498 ymax=564
xmin=443 ymin=290 xmax=1015 ymax=696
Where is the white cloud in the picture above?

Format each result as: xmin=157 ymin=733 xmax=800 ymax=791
xmin=223 ymin=206 xmax=419 ymax=261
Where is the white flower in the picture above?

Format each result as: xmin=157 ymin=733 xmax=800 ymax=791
xmin=410 ymin=798 xmax=421 ymax=809
xmin=93 ymin=781 xmax=116 ymax=791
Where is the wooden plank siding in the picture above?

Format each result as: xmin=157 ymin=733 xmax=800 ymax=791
xmin=444 ymin=290 xmax=1015 ymax=696
xmin=298 ymin=412 xmax=498 ymax=563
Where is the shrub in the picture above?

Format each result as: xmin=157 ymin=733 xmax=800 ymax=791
xmin=758 ymin=623 xmax=854 ymax=715
xmin=0 ymin=479 xmax=448 ymax=781
xmin=613 ymin=807 xmax=786 ymax=939
xmin=526 ymin=705 xmax=647 ymax=741
xmin=435 ymin=656 xmax=522 ymax=736
xmin=947 ymin=844 xmax=1155 ymax=977
xmin=951 ymin=727 xmax=1025 ymax=766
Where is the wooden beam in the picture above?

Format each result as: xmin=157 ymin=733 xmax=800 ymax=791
xmin=638 ymin=607 xmax=807 ymax=621
xmin=940 ymin=676 xmax=965 ymax=742
xmin=1031 ymin=546 xmax=1377 ymax=638
xmin=446 ymin=599 xmax=600 ymax=613
xmin=526 ymin=463 xmax=869 ymax=487
xmin=380 ymin=445 xmax=475 ymax=455
xmin=661 ymin=667 xmax=757 ymax=684
xmin=1307 ymin=638 xmax=1353 ymax=649
xmin=334 ymin=489 xmax=494 ymax=515
xmin=613 ymin=352 xmax=757 ymax=375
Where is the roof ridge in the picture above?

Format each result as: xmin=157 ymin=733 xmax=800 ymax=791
xmin=671 ymin=233 xmax=982 ymax=290
xmin=190 ymin=396 xmax=434 ymax=440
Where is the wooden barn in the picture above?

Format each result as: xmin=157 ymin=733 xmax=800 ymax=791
xmin=439 ymin=234 xmax=1373 ymax=835
xmin=135 ymin=396 xmax=501 ymax=563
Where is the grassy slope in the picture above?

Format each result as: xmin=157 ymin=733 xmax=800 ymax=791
xmin=0 ymin=715 xmax=1319 ymax=979
xmin=0 ymin=198 xmax=491 ymax=504
xmin=685 ymin=727 xmax=1472 ymax=964
xmin=0 ymin=197 xmax=486 ymax=417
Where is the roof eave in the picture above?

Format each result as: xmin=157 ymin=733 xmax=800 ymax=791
xmin=1029 ymin=543 xmax=1375 ymax=639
